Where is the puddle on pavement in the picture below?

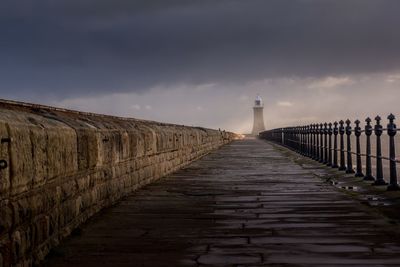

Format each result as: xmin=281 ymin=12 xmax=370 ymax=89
xmin=340 ymin=186 xmax=359 ymax=191
xmin=329 ymin=179 xmax=360 ymax=192
xmin=363 ymin=195 xmax=392 ymax=206
xmin=330 ymin=180 xmax=340 ymax=185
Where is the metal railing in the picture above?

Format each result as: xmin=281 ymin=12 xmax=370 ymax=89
xmin=259 ymin=114 xmax=400 ymax=191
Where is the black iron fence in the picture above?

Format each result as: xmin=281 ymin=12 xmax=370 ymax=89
xmin=259 ymin=114 xmax=399 ymax=191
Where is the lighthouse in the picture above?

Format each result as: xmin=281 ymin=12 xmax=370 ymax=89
xmin=251 ymin=95 xmax=266 ymax=135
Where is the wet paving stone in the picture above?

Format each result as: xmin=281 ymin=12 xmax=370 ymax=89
xmin=44 ymin=139 xmax=400 ymax=266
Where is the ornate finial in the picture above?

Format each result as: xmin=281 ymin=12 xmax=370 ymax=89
xmin=387 ymin=113 xmax=397 ymax=137
xmin=354 ymin=119 xmax=361 ymax=136
xmin=375 ymin=115 xmax=383 ymax=135
xmin=345 ymin=119 xmax=352 ymax=135
xmin=365 ymin=117 xmax=373 ymax=135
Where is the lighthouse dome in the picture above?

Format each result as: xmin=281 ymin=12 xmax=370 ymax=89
xmin=255 ymin=95 xmax=263 ymax=107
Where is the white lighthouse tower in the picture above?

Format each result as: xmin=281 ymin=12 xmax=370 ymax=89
xmin=251 ymin=95 xmax=266 ymax=135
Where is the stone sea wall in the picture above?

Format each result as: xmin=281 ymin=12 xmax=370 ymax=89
xmin=0 ymin=100 xmax=238 ymax=267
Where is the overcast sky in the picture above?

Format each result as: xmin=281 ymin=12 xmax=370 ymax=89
xmin=1 ymin=0 xmax=400 ymax=133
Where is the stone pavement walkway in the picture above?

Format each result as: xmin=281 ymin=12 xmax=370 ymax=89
xmin=44 ymin=139 xmax=400 ymax=267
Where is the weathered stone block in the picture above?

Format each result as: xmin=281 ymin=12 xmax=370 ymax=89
xmin=46 ymin=127 xmax=78 ymax=180
xmin=29 ymin=127 xmax=48 ymax=187
xmin=127 ymin=131 xmax=138 ymax=158
xmin=12 ymin=198 xmax=31 ymax=228
xmin=8 ymin=124 xmax=34 ymax=196
xmin=48 ymin=209 xmax=59 ymax=237
xmin=11 ymin=230 xmax=22 ymax=264
xmin=121 ymin=131 xmax=130 ymax=160
xmin=59 ymin=181 xmax=76 ymax=202
xmin=76 ymin=129 xmax=99 ymax=170
xmin=76 ymin=175 xmax=90 ymax=192
xmin=32 ymin=216 xmax=49 ymax=248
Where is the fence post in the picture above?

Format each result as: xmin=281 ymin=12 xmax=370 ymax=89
xmin=339 ymin=120 xmax=346 ymax=171
xmin=327 ymin=122 xmax=333 ymax=166
xmin=293 ymin=127 xmax=296 ymax=151
xmin=323 ymin=123 xmax=328 ymax=164
xmin=282 ymin=128 xmax=286 ymax=146
xmin=300 ymin=126 xmax=306 ymax=156
xmin=315 ymin=124 xmax=320 ymax=161
xmin=304 ymin=125 xmax=308 ymax=156
xmin=332 ymin=121 xmax=339 ymax=168
xmin=364 ymin=117 xmax=375 ymax=181
xmin=300 ymin=126 xmax=304 ymax=154
xmin=291 ymin=127 xmax=294 ymax=150
xmin=307 ymin=125 xmax=311 ymax=157
xmin=314 ymin=124 xmax=317 ymax=159
xmin=314 ymin=124 xmax=318 ymax=160
xmin=298 ymin=126 xmax=303 ymax=155
xmin=312 ymin=124 xmax=317 ymax=160
xmin=319 ymin=123 xmax=324 ymax=163
xmin=354 ymin=119 xmax=364 ymax=177
xmin=303 ymin=126 xmax=307 ymax=155
xmin=387 ymin=114 xmax=399 ymax=191
xmin=345 ymin=119 xmax=355 ymax=174
xmin=373 ymin=116 xmax=387 ymax=186
xmin=318 ymin=123 xmax=322 ymax=162
xmin=286 ymin=127 xmax=289 ymax=147
xmin=287 ymin=127 xmax=290 ymax=148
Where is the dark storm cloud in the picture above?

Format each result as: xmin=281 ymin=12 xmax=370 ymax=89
xmin=1 ymin=0 xmax=400 ymax=99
